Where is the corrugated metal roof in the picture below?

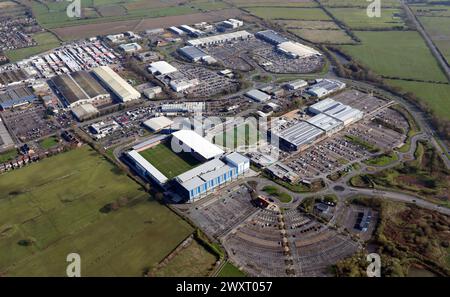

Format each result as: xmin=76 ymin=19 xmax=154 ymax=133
xmin=92 ymin=66 xmax=140 ymax=102
xmin=127 ymin=150 xmax=168 ymax=184
xmin=278 ymin=121 xmax=324 ymax=147
xmin=172 ymin=130 xmax=224 ymax=160
xmin=307 ymin=113 xmax=343 ymax=132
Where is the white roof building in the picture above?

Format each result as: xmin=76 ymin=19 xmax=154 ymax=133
xmin=126 ymin=150 xmax=168 ymax=185
xmin=172 ymin=130 xmax=224 ymax=161
xmin=306 ymin=113 xmax=343 ymax=135
xmin=309 ymin=98 xmax=364 ymax=126
xmin=92 ymin=66 xmax=141 ymax=102
xmin=245 ymin=89 xmax=271 ymax=103
xmin=277 ymin=41 xmax=321 ymax=59
xmin=286 ymin=79 xmax=308 ymax=90
xmin=119 ymin=43 xmax=142 ymax=53
xmin=148 ymin=61 xmax=178 ymax=75
xmin=143 ymin=116 xmax=174 ymax=132
xmin=187 ymin=30 xmax=253 ymax=47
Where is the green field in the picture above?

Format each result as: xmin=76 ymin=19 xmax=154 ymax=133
xmin=364 ymin=152 xmax=399 ymax=167
xmin=213 ymin=123 xmax=261 ymax=149
xmin=153 ymin=239 xmax=217 ymax=277
xmin=230 ymin=0 xmax=318 ymax=8
xmin=320 ymin=0 xmax=401 ymax=7
xmin=5 ymin=32 xmax=60 ymax=62
xmin=418 ymin=16 xmax=450 ymax=64
xmin=0 ymin=146 xmax=193 ymax=276
xmin=0 ymin=149 xmax=18 ymax=163
xmin=276 ymin=20 xmax=340 ymax=30
xmin=290 ymin=28 xmax=354 ymax=44
xmin=340 ymin=31 xmax=448 ymax=82
xmin=245 ymin=7 xmax=331 ymax=21
xmin=262 ymin=185 xmax=293 ymax=203
xmin=385 ymin=79 xmax=450 ymax=120
xmin=328 ymin=8 xmax=405 ymax=29
xmin=218 ymin=261 xmax=246 ymax=277
xmin=139 ymin=143 xmax=200 ymax=179
xmin=39 ymin=136 xmax=59 ymax=150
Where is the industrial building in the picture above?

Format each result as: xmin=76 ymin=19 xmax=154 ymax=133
xmin=187 ymin=30 xmax=253 ymax=47
xmin=71 ymin=104 xmax=99 ymax=121
xmin=169 ymin=26 xmax=185 ymax=35
xmin=174 ymin=152 xmax=250 ymax=201
xmin=306 ymin=113 xmax=344 ymax=135
xmin=92 ymin=66 xmax=141 ymax=102
xmin=221 ymin=18 xmax=244 ymax=29
xmin=119 ymin=42 xmax=142 ymax=53
xmin=266 ymin=162 xmax=299 ymax=183
xmin=0 ymin=86 xmax=37 ymax=109
xmin=277 ymin=41 xmax=321 ymax=59
xmin=178 ymin=46 xmax=215 ymax=64
xmin=169 ymin=78 xmax=199 ymax=92
xmin=273 ymin=121 xmax=324 ymax=151
xmin=245 ymin=89 xmax=271 ymax=103
xmin=50 ymin=71 xmax=111 ymax=108
xmin=171 ymin=130 xmax=224 ymax=161
xmin=255 ymin=30 xmax=288 ymax=45
xmin=180 ymin=24 xmax=204 ymax=37
xmin=307 ymin=79 xmax=346 ymax=98
xmin=143 ymin=86 xmax=162 ymax=99
xmin=125 ymin=150 xmax=169 ymax=186
xmin=161 ymin=102 xmax=204 ymax=114
xmin=309 ymin=98 xmax=364 ymax=125
xmin=143 ymin=116 xmax=173 ymax=132
xmin=285 ymin=79 xmax=308 ymax=90
xmin=148 ymin=61 xmax=178 ymax=75
xmin=0 ymin=69 xmax=30 ymax=88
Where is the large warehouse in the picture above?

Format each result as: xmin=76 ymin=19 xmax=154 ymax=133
xmin=50 ymin=71 xmax=111 ymax=108
xmin=174 ymin=152 xmax=250 ymax=202
xmin=256 ymin=30 xmax=288 ymax=45
xmin=178 ymin=46 xmax=211 ymax=62
xmin=148 ymin=61 xmax=178 ymax=75
xmin=273 ymin=121 xmax=325 ymax=152
xmin=306 ymin=113 xmax=343 ymax=135
xmin=92 ymin=66 xmax=141 ymax=102
xmin=0 ymin=86 xmax=37 ymax=109
xmin=277 ymin=41 xmax=321 ymax=59
xmin=171 ymin=130 xmax=224 ymax=161
xmin=307 ymin=79 xmax=346 ymax=98
xmin=309 ymin=98 xmax=364 ymax=125
xmin=187 ymin=30 xmax=253 ymax=47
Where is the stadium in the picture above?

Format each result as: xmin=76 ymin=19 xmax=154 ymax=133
xmin=124 ymin=130 xmax=250 ymax=202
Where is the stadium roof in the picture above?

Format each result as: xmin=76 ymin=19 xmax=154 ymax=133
xmin=92 ymin=66 xmax=141 ymax=102
xmin=148 ymin=61 xmax=178 ymax=75
xmin=176 ymin=159 xmax=233 ymax=191
xmin=172 ymin=130 xmax=224 ymax=160
xmin=127 ymin=150 xmax=168 ymax=185
xmin=143 ymin=116 xmax=174 ymax=132
xmin=306 ymin=113 xmax=343 ymax=133
xmin=277 ymin=121 xmax=324 ymax=147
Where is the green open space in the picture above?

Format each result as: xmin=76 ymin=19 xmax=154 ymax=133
xmin=0 ymin=146 xmax=193 ymax=276
xmin=5 ymin=32 xmax=60 ymax=62
xmin=152 ymin=239 xmax=217 ymax=277
xmin=262 ymin=185 xmax=293 ymax=203
xmin=0 ymin=149 xmax=18 ymax=163
xmin=385 ymin=79 xmax=450 ymax=120
xmin=230 ymin=0 xmax=318 ymax=8
xmin=276 ymin=19 xmax=339 ymax=30
xmin=340 ymin=31 xmax=448 ymax=82
xmin=218 ymin=261 xmax=246 ymax=277
xmin=290 ymin=28 xmax=354 ymax=44
xmin=418 ymin=16 xmax=450 ymax=64
xmin=244 ymin=7 xmax=331 ymax=21
xmin=139 ymin=143 xmax=200 ymax=179
xmin=364 ymin=151 xmax=399 ymax=167
xmin=39 ymin=136 xmax=59 ymax=150
xmin=320 ymin=0 xmax=401 ymax=7
xmin=328 ymin=8 xmax=405 ymax=29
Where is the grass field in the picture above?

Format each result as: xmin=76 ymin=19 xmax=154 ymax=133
xmin=262 ymin=185 xmax=293 ymax=203
xmin=218 ymin=261 xmax=246 ymax=277
xmin=0 ymin=146 xmax=193 ymax=276
xmin=364 ymin=151 xmax=399 ymax=167
xmin=328 ymin=8 xmax=405 ymax=29
xmin=320 ymin=0 xmax=401 ymax=7
xmin=152 ymin=239 xmax=217 ymax=277
xmin=290 ymin=28 xmax=354 ymax=44
xmin=39 ymin=136 xmax=59 ymax=150
xmin=213 ymin=123 xmax=261 ymax=149
xmin=244 ymin=7 xmax=331 ymax=21
xmin=340 ymin=31 xmax=448 ymax=82
xmin=139 ymin=143 xmax=200 ymax=179
xmin=418 ymin=16 xmax=450 ymax=64
xmin=230 ymin=0 xmax=318 ymax=8
xmin=0 ymin=149 xmax=18 ymax=163
xmin=5 ymin=32 xmax=60 ymax=62
xmin=384 ymin=79 xmax=450 ymax=120
xmin=276 ymin=20 xmax=340 ymax=30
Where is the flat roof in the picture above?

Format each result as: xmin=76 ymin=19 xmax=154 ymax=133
xmin=225 ymin=152 xmax=249 ymax=165
xmin=187 ymin=30 xmax=253 ymax=46
xmin=179 ymin=46 xmax=208 ymax=60
xmin=92 ymin=66 xmax=140 ymax=101
xmin=277 ymin=121 xmax=324 ymax=147
xmin=127 ymin=150 xmax=168 ymax=184
xmin=306 ymin=113 xmax=343 ymax=132
xmin=245 ymin=89 xmax=271 ymax=102
xmin=278 ymin=41 xmax=321 ymax=57
xmin=0 ymin=118 xmax=14 ymax=150
xmin=149 ymin=61 xmax=178 ymax=75
xmin=256 ymin=30 xmax=288 ymax=44
xmin=172 ymin=130 xmax=224 ymax=160
xmin=72 ymin=71 xmax=109 ymax=98
xmin=132 ymin=135 xmax=168 ymax=151
xmin=143 ymin=116 xmax=173 ymax=131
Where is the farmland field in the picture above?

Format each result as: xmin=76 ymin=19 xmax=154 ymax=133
xmin=5 ymin=32 xmax=60 ymax=62
xmin=384 ymin=79 xmax=450 ymax=120
xmin=0 ymin=146 xmax=193 ymax=276
xmin=290 ymin=28 xmax=354 ymax=44
xmin=139 ymin=143 xmax=200 ymax=179
xmin=340 ymin=31 xmax=448 ymax=82
xmin=328 ymin=8 xmax=406 ymax=29
xmin=319 ymin=0 xmax=401 ymax=7
xmin=418 ymin=16 xmax=450 ymax=64
xmin=230 ymin=0 xmax=318 ymax=8
xmin=244 ymin=7 xmax=331 ymax=21
xmin=276 ymin=20 xmax=340 ymax=30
